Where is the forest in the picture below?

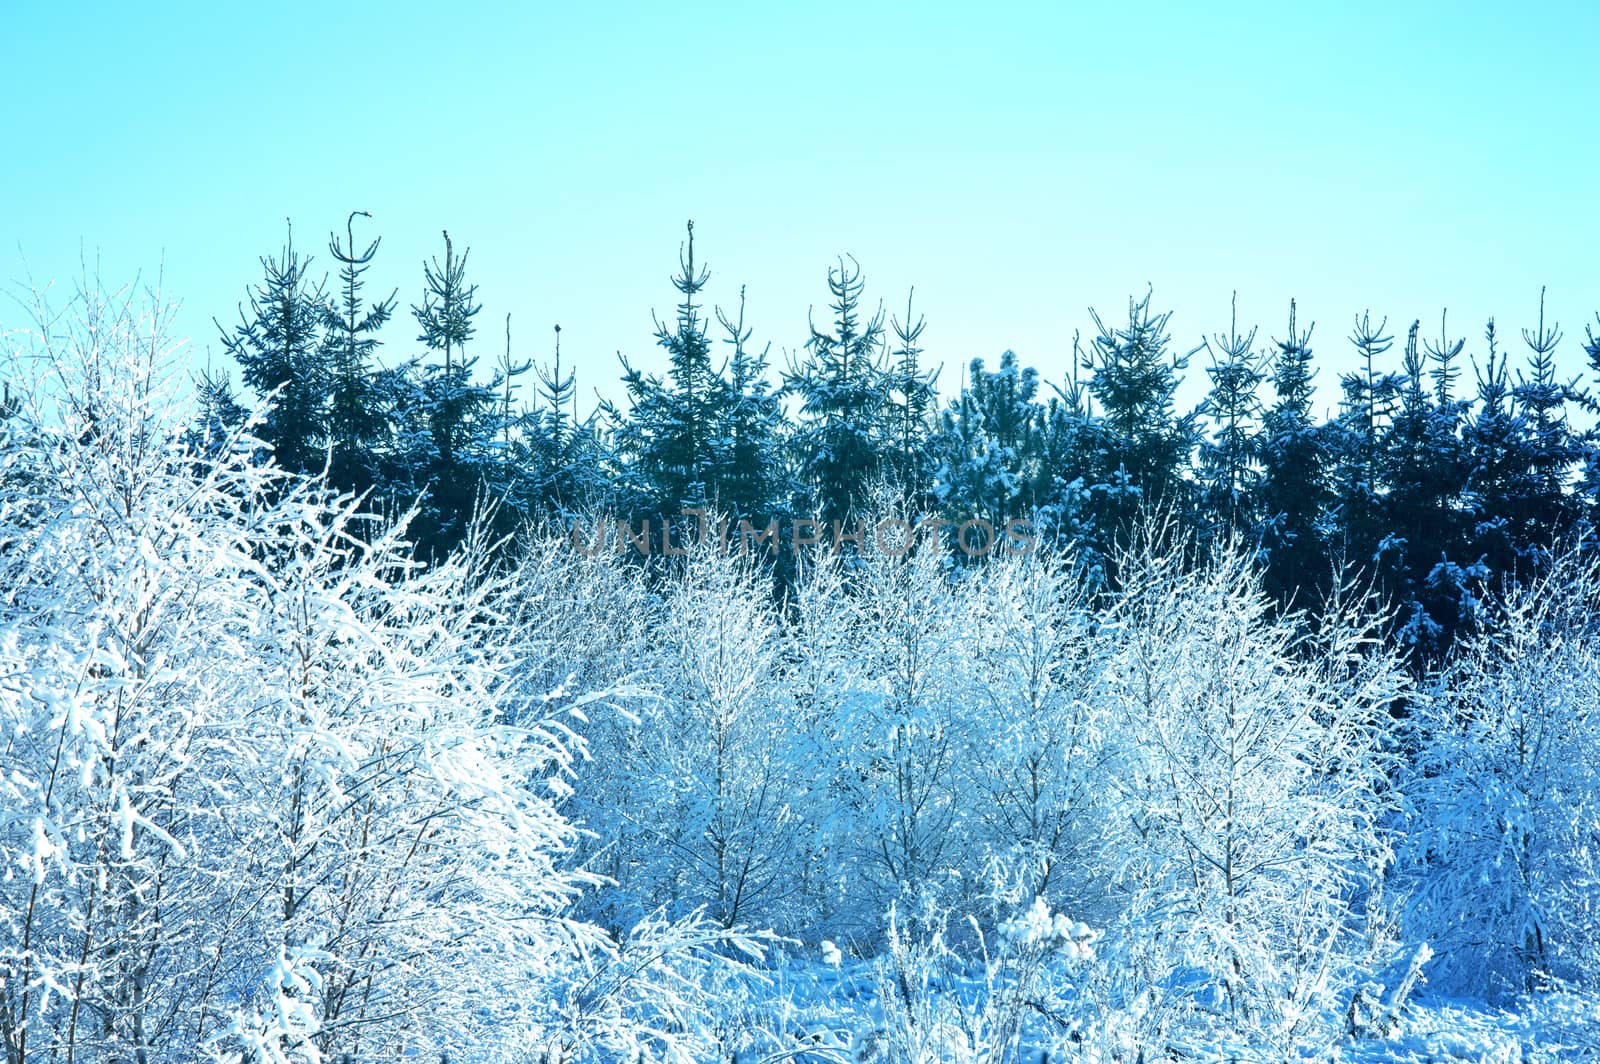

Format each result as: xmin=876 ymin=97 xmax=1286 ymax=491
xmin=3 ymin=214 xmax=1600 ymax=1062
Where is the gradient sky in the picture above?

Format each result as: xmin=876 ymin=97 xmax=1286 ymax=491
xmin=4 ymin=0 xmax=1597 ymax=418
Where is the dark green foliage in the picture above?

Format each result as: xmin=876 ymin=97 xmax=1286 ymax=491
xmin=204 ymin=215 xmax=1600 ymax=672
xmin=886 ymin=290 xmax=939 ymax=506
xmin=216 ymin=223 xmax=333 ymax=477
xmin=1257 ymin=301 xmax=1331 ymax=608
xmin=785 ymin=256 xmax=892 ymax=528
xmin=322 ymin=210 xmax=396 ymax=495
xmin=610 ymin=221 xmax=756 ymax=521
xmin=1196 ymin=294 xmax=1265 ymax=540
xmin=935 ymin=350 xmax=1047 ymax=528
xmin=1081 ymin=290 xmax=1200 ymax=541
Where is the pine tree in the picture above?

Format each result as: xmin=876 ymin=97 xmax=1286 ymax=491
xmin=1082 ymin=290 xmax=1199 ymax=543
xmin=785 ymin=256 xmax=891 ymax=528
xmin=611 ymin=221 xmax=737 ymax=518
xmin=321 ymin=210 xmax=396 ymax=495
xmin=217 ymin=221 xmax=332 ymax=477
xmin=1257 ymin=301 xmax=1330 ymax=607
xmin=1196 ymin=294 xmax=1264 ymax=540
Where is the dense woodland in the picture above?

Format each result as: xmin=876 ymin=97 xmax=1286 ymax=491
xmin=2 ymin=218 xmax=1600 ymax=1063
xmin=194 ymin=217 xmax=1600 ymax=670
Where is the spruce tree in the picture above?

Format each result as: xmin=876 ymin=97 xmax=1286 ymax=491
xmin=935 ymin=350 xmax=1045 ymax=530
xmin=785 ymin=256 xmax=891 ymax=528
xmin=217 ymin=222 xmax=332 ymax=477
xmin=1196 ymin=294 xmax=1264 ymax=540
xmin=1257 ymin=301 xmax=1330 ymax=607
xmin=1463 ymin=318 xmax=1532 ymax=578
xmin=611 ymin=220 xmax=736 ymax=517
xmin=407 ymin=229 xmax=502 ymax=558
xmin=885 ymin=289 xmax=939 ymax=506
xmin=1082 ymin=290 xmax=1199 ymax=541
xmin=412 ymin=229 xmax=484 ymax=471
xmin=1512 ymin=289 xmax=1576 ymax=540
xmin=714 ymin=287 xmax=788 ymax=524
xmin=1382 ymin=317 xmax=1472 ymax=665
xmin=1329 ymin=312 xmax=1398 ymax=574
xmin=321 ymin=210 xmax=396 ymax=495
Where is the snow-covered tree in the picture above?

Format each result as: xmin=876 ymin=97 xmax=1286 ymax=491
xmin=1091 ymin=531 xmax=1403 ymax=1053
xmin=1401 ymin=549 xmax=1600 ymax=1001
xmin=0 ymin=281 xmax=754 ymax=1064
xmin=964 ymin=549 xmax=1109 ymax=911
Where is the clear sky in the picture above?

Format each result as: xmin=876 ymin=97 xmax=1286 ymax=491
xmin=3 ymin=0 xmax=1596 ymax=418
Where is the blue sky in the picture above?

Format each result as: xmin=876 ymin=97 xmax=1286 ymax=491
xmin=3 ymin=1 xmax=1596 ymax=417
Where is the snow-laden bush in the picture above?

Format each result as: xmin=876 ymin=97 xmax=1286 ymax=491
xmin=575 ymin=536 xmax=808 ymax=931
xmin=810 ymin=536 xmax=985 ymax=937
xmin=1087 ymin=538 xmax=1405 ymax=1055
xmin=964 ymin=548 xmax=1113 ymax=921
xmin=0 ymin=282 xmax=763 ymax=1064
xmin=1401 ymin=549 xmax=1600 ymax=1001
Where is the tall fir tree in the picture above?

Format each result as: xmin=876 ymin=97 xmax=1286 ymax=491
xmin=322 ymin=210 xmax=396 ymax=495
xmin=1329 ymin=311 xmax=1398 ymax=574
xmin=885 ymin=289 xmax=939 ymax=507
xmin=217 ymin=222 xmax=332 ymax=477
xmin=935 ymin=350 xmax=1046 ymax=532
xmin=611 ymin=221 xmax=738 ymax=518
xmin=1196 ymin=294 xmax=1264 ymax=541
xmin=714 ymin=287 xmax=789 ymax=524
xmin=785 ymin=256 xmax=891 ymax=529
xmin=1082 ymin=290 xmax=1199 ymax=544
xmin=1257 ymin=301 xmax=1331 ymax=607
xmin=1511 ymin=288 xmax=1577 ymax=544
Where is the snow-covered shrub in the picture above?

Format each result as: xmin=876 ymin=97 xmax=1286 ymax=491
xmin=1401 ymin=549 xmax=1600 ymax=1000
xmin=0 ymin=282 xmax=759 ymax=1064
xmin=815 ymin=534 xmax=983 ymax=937
xmin=862 ymin=898 xmax=1098 ymax=1064
xmin=964 ymin=548 xmax=1113 ymax=921
xmin=579 ymin=535 xmax=807 ymax=930
xmin=1088 ymin=538 xmax=1404 ymax=1054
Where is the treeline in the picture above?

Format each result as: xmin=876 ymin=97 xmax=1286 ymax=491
xmin=199 ymin=214 xmax=1600 ymax=666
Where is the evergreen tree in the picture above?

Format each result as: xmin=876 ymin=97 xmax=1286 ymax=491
xmin=1579 ymin=314 xmax=1600 ymax=541
xmin=1328 ymin=311 xmax=1398 ymax=574
xmin=713 ymin=287 xmax=789 ymax=524
xmin=885 ymin=289 xmax=939 ymax=506
xmin=1382 ymin=317 xmax=1472 ymax=665
xmin=512 ymin=322 xmax=611 ymax=519
xmin=412 ymin=229 xmax=485 ymax=471
xmin=1511 ymin=288 xmax=1577 ymax=543
xmin=611 ymin=221 xmax=738 ymax=517
xmin=785 ymin=256 xmax=891 ymax=528
xmin=217 ymin=222 xmax=332 ymax=477
xmin=1462 ymin=318 xmax=1531 ymax=580
xmin=935 ymin=350 xmax=1045 ymax=532
xmin=321 ymin=210 xmax=396 ymax=495
xmin=1082 ymin=290 xmax=1199 ymax=543
xmin=185 ymin=365 xmax=249 ymax=458
xmin=1257 ymin=301 xmax=1331 ymax=607
xmin=1196 ymin=294 xmax=1264 ymax=540
xmin=406 ymin=229 xmax=509 ymax=559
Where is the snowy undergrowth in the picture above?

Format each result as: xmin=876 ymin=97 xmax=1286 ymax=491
xmin=6 ymin=283 xmax=1600 ymax=1062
